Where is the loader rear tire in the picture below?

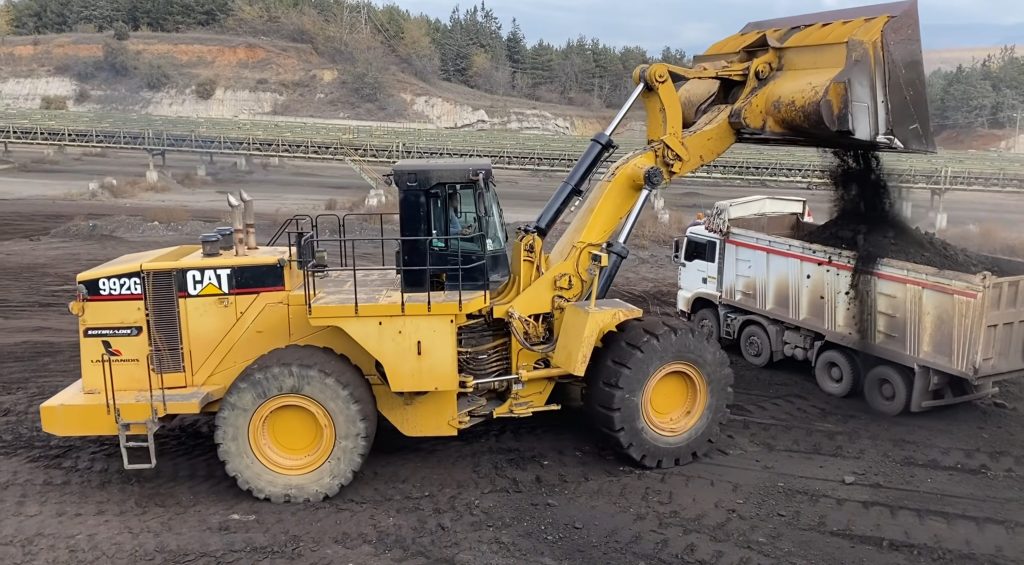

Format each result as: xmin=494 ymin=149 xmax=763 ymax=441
xmin=585 ymin=317 xmax=733 ymax=468
xmin=214 ymin=346 xmax=377 ymax=503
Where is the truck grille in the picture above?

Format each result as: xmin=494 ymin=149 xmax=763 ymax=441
xmin=144 ymin=270 xmax=185 ymax=374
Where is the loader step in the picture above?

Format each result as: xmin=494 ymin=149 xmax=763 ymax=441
xmin=117 ymin=420 xmax=160 ymax=470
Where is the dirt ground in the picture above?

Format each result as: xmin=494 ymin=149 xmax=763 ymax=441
xmin=1 ymin=155 xmax=1023 ymax=564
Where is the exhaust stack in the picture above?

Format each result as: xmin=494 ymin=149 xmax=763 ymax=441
xmin=227 ymin=194 xmax=245 ymax=257
xmin=240 ymin=190 xmax=257 ymax=250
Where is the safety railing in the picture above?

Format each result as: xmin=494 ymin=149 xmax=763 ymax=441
xmin=272 ymin=213 xmax=491 ymax=315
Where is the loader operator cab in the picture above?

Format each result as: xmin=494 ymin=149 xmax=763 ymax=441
xmin=393 ymin=159 xmax=510 ymax=293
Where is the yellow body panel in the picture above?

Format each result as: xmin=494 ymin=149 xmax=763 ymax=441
xmin=205 ymin=299 xmax=290 ymax=380
xmin=40 ymin=379 xmax=222 ymax=436
xmin=552 ymin=300 xmax=643 ymax=376
xmin=183 ymin=296 xmax=237 ymax=373
xmin=319 ymin=315 xmax=460 ymax=393
xmin=371 ymin=387 xmax=459 ymax=436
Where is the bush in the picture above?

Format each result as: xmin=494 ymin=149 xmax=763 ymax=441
xmin=73 ymin=86 xmax=91 ymax=104
xmin=39 ymin=95 xmax=68 ymax=110
xmin=194 ymin=77 xmax=217 ymax=100
xmin=112 ymin=22 xmax=130 ymax=41
xmin=101 ymin=40 xmax=131 ymax=77
xmin=138 ymin=60 xmax=172 ymax=90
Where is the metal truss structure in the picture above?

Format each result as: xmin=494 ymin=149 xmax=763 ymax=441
xmin=2 ymin=110 xmax=1022 ymax=191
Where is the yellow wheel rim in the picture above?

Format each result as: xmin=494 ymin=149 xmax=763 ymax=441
xmin=641 ymin=362 xmax=709 ymax=437
xmin=248 ymin=394 xmax=335 ymax=475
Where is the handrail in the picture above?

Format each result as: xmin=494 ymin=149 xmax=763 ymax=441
xmin=299 ymin=225 xmax=490 ymax=315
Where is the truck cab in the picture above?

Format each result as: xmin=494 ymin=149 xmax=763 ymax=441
xmin=674 ymin=224 xmax=724 ymax=317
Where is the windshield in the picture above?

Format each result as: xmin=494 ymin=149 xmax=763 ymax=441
xmin=483 ymin=181 xmax=507 ymax=252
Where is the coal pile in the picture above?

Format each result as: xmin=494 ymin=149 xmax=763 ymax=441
xmin=804 ymin=149 xmax=1011 ymax=277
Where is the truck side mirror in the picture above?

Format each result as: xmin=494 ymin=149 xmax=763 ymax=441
xmin=672 ymin=237 xmax=684 ymax=264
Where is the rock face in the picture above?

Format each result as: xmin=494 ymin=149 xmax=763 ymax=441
xmin=403 ymin=94 xmax=598 ymax=135
xmin=144 ymin=88 xmax=283 ymax=118
xmin=0 ymin=77 xmax=78 ymax=109
xmin=0 ymin=76 xmax=283 ymax=119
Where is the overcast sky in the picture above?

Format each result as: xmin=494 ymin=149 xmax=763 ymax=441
xmin=384 ymin=1 xmax=1024 ymax=53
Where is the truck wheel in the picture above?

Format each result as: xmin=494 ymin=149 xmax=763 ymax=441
xmin=739 ymin=323 xmax=773 ymax=368
xmin=693 ymin=308 xmax=721 ymax=343
xmin=585 ymin=317 xmax=733 ymax=468
xmin=214 ymin=346 xmax=377 ymax=503
xmin=863 ymin=364 xmax=912 ymax=416
xmin=814 ymin=348 xmax=860 ymax=398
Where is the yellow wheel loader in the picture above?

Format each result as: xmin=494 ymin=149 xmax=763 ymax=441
xmin=40 ymin=1 xmax=934 ymax=502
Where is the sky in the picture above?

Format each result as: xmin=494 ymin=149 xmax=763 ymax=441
xmin=384 ymin=0 xmax=1024 ymax=53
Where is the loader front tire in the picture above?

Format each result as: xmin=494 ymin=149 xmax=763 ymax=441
xmin=214 ymin=346 xmax=377 ymax=503
xmin=586 ymin=317 xmax=733 ymax=468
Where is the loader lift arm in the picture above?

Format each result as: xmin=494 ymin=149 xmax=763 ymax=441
xmin=499 ymin=0 xmax=934 ymax=322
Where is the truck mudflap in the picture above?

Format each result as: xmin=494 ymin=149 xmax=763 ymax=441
xmin=910 ymin=367 xmax=997 ymax=412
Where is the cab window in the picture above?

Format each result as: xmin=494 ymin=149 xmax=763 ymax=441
xmin=683 ymin=237 xmax=717 ymax=263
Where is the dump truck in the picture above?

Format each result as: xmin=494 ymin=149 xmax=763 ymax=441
xmin=676 ymin=195 xmax=1024 ymax=415
xmin=41 ymin=1 xmax=936 ymax=501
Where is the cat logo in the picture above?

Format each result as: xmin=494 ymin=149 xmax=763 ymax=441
xmin=184 ymin=268 xmax=232 ymax=296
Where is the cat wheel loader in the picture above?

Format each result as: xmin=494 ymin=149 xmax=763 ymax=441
xmin=40 ymin=1 xmax=933 ymax=501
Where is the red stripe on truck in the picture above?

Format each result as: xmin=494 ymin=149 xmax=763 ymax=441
xmin=725 ymin=238 xmax=979 ymax=299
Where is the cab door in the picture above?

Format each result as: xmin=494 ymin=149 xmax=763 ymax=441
xmin=679 ymin=235 xmax=720 ymax=294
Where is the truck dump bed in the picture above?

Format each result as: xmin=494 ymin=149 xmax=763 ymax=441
xmin=722 ymin=215 xmax=1024 ymax=381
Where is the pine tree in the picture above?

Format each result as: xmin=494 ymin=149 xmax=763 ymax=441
xmin=505 ymin=18 xmax=526 ymax=75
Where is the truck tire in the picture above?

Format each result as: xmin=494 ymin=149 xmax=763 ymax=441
xmin=214 ymin=346 xmax=377 ymax=503
xmin=693 ymin=308 xmax=721 ymax=343
xmin=739 ymin=323 xmax=773 ymax=368
xmin=585 ymin=317 xmax=733 ymax=468
xmin=814 ymin=348 xmax=860 ymax=398
xmin=863 ymin=364 xmax=912 ymax=416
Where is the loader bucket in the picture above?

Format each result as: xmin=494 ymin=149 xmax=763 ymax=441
xmin=691 ymin=0 xmax=934 ymax=153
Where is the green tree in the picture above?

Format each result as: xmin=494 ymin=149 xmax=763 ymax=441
xmin=439 ymin=7 xmax=470 ymax=82
xmin=402 ymin=16 xmax=440 ymax=81
xmin=112 ymin=21 xmax=129 ymax=40
xmin=505 ymin=18 xmax=526 ymax=79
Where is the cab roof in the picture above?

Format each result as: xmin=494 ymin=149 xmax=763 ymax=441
xmin=391 ymin=159 xmax=493 ymax=191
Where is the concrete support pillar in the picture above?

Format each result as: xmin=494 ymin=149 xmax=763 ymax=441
xmin=146 ymin=162 xmax=159 ymax=186
xmin=236 ymin=156 xmax=250 ymax=171
xmin=364 ymin=187 xmax=386 ymax=208
xmin=934 ymin=191 xmax=947 ymax=232
xmin=652 ymin=191 xmax=669 ymax=224
xmin=196 ymin=164 xmax=207 ymax=178
xmin=901 ymin=200 xmax=913 ymax=220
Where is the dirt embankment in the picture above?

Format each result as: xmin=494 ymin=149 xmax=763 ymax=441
xmin=0 ymin=33 xmax=609 ymax=133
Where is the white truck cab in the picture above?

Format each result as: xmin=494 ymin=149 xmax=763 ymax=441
xmin=674 ymin=224 xmax=723 ymax=317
